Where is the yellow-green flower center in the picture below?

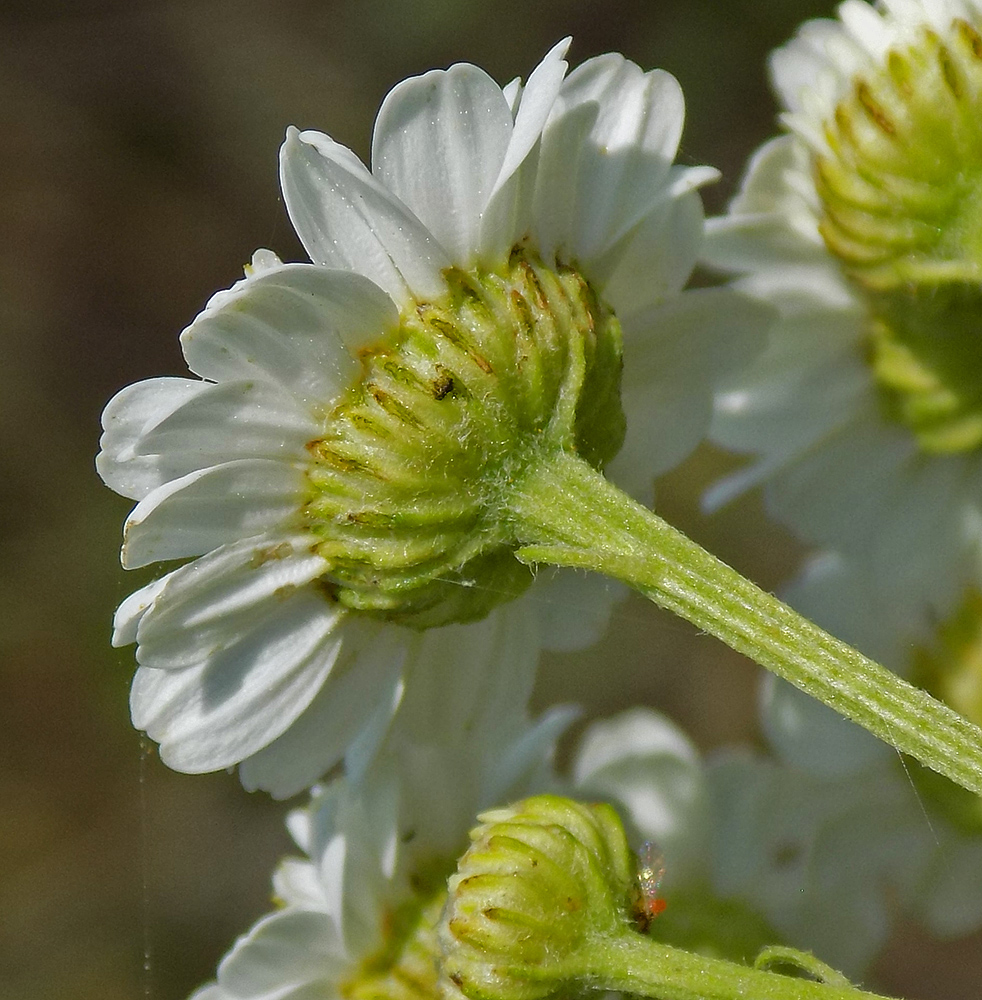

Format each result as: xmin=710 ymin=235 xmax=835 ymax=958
xmin=341 ymin=886 xmax=447 ymax=1000
xmin=815 ymin=20 xmax=982 ymax=452
xmin=302 ymin=248 xmax=625 ymax=629
xmin=908 ymin=588 xmax=982 ymax=830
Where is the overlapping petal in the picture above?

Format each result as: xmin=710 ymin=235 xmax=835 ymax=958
xmin=534 ymin=54 xmax=686 ymax=264
xmin=610 ymin=288 xmax=771 ymax=496
xmin=181 ymin=261 xmax=398 ymax=404
xmin=372 ymin=63 xmax=515 ymax=264
xmin=98 ymin=378 xmax=212 ymax=500
xmin=130 ymin=589 xmax=343 ymax=773
xmin=131 ymin=535 xmax=332 ymax=668
xmin=237 ymin=624 xmax=406 ymax=799
xmin=280 ymin=129 xmax=450 ymax=306
xmin=707 ymin=752 xmax=934 ymax=975
xmin=121 ymin=460 xmax=306 ymax=568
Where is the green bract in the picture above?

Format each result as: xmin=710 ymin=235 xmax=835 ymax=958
xmin=304 ymin=250 xmax=624 ymax=628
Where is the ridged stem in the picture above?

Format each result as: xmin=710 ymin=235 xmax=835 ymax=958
xmin=572 ymin=931 xmax=895 ymax=1000
xmin=508 ymin=449 xmax=982 ymax=796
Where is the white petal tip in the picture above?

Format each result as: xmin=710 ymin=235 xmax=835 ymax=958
xmin=668 ymin=165 xmax=721 ymax=199
xmin=246 ymin=249 xmax=283 ymax=276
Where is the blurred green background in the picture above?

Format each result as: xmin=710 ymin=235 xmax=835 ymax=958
xmin=3 ymin=1 xmax=980 ymax=997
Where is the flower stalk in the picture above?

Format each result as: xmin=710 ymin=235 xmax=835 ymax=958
xmin=560 ymin=931 xmax=896 ymax=1000
xmin=508 ymin=449 xmax=982 ymax=797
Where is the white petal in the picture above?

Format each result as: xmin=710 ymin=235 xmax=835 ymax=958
xmin=134 ymin=535 xmax=331 ymax=668
xmin=705 ymin=303 xmax=871 ymax=511
xmin=181 ymin=262 xmax=398 ymax=407
xmin=707 ymin=753 xmax=914 ymax=975
xmin=218 ymin=909 xmax=347 ymax=999
xmin=121 ymin=459 xmax=306 ymax=569
xmin=576 ymin=707 xmax=700 ymax=779
xmin=838 ymin=0 xmax=894 ymax=58
xmin=131 ymin=591 xmax=345 ymax=772
xmin=702 ymin=137 xmax=825 ymax=274
xmin=526 ymin=567 xmax=626 ymax=652
xmin=342 ymin=667 xmax=405 ymax=788
xmin=487 ymin=702 xmax=578 ymax=809
xmin=372 ymin=63 xmax=513 ymax=264
xmin=530 ymin=100 xmax=599 ymax=262
xmin=539 ymin=55 xmax=685 ymax=263
xmin=280 ymin=128 xmax=449 ymax=306
xmin=273 ymin=859 xmax=327 ymax=912
xmin=608 ymin=288 xmax=769 ymax=494
xmin=705 ymin=213 xmax=824 ymax=274
xmin=103 ymin=379 xmax=319 ymax=508
xmin=134 ymin=378 xmax=317 ymax=462
xmin=112 ymin=576 xmax=170 ymax=647
xmin=575 ymin=709 xmax=708 ymax=883
xmin=765 ymin=413 xmax=916 ymax=551
xmin=188 ymin=986 xmax=227 ymax=1000
xmin=395 ymin=604 xmax=539 ymax=747
xmin=769 ymin=20 xmax=847 ymax=114
xmin=868 ymin=456 xmax=974 ymax=622
xmin=98 ymin=378 xmax=210 ymax=501
xmin=239 ymin=624 xmax=407 ymax=798
xmin=502 ymin=77 xmax=522 ymax=113
xmin=378 ymin=602 xmax=560 ymax=858
xmin=587 ymin=189 xmax=705 ymax=321
xmin=496 ymin=39 xmax=570 ymax=191
xmin=781 ymin=551 xmax=912 ymax=670
xmin=760 ymin=673 xmax=893 ymax=778
xmin=480 ymin=38 xmax=571 ymax=259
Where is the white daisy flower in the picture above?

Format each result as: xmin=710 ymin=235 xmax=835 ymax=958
xmin=759 ymin=551 xmax=982 ymax=946
xmin=184 ymin=642 xmax=576 ymax=1000
xmin=704 ymin=1 xmax=982 ymax=611
xmin=186 ymin=706 xmax=728 ymax=1000
xmin=194 ymin=699 xmax=909 ymax=1000
xmin=99 ymin=40 xmax=763 ymax=794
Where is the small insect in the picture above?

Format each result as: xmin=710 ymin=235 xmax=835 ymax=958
xmin=630 ymin=841 xmax=667 ymax=932
xmin=432 ymin=371 xmax=455 ymax=400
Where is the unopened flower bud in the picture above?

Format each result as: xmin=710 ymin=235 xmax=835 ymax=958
xmin=439 ymin=794 xmax=634 ymax=1000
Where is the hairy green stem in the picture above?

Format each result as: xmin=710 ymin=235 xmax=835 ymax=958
xmin=508 ymin=449 xmax=982 ymax=796
xmin=573 ymin=931 xmax=895 ymax=1000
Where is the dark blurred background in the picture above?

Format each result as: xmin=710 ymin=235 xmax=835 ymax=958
xmin=3 ymin=1 xmax=979 ymax=997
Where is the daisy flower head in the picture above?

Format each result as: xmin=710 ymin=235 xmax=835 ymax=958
xmin=99 ymin=41 xmax=761 ymax=794
xmin=189 ymin=707 xmax=762 ymax=1000
xmin=704 ymin=0 xmax=982 ymax=614
xmin=186 ymin=642 xmax=577 ymax=1000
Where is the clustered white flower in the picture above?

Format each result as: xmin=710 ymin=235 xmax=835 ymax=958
xmin=704 ymin=0 xmax=982 ymax=963
xmin=704 ymin=0 xmax=982 ymax=624
xmin=97 ymin=7 xmax=982 ymax=996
